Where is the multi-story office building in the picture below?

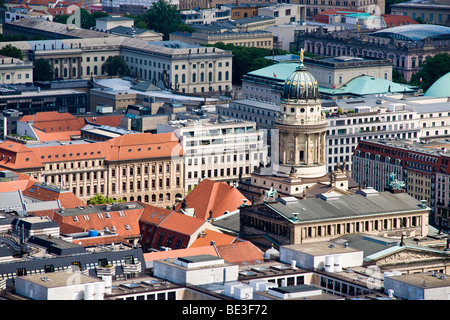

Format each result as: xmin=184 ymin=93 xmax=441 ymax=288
xmin=218 ymin=96 xmax=427 ymax=173
xmin=257 ymin=3 xmax=306 ymax=25
xmin=0 ymin=55 xmax=33 ymax=85
xmin=180 ymin=7 xmax=231 ymax=25
xmin=0 ymin=37 xmax=233 ymax=95
xmin=352 ymin=138 xmax=450 ymax=226
xmin=157 ymin=113 xmax=268 ymax=192
xmin=0 ymin=132 xmax=185 ymax=206
xmin=0 ymin=87 xmax=88 ymax=115
xmin=390 ymin=0 xmax=450 ymax=26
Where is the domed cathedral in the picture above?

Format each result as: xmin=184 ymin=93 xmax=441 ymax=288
xmin=276 ymin=51 xmax=327 ymax=179
xmin=238 ymin=50 xmax=356 ymax=203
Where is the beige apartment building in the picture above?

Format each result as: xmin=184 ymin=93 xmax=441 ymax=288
xmin=0 ymin=36 xmax=233 ymax=94
xmin=0 ymin=133 xmax=184 ymax=207
xmin=0 ymin=55 xmax=33 ymax=84
xmin=169 ymin=30 xmax=274 ymax=49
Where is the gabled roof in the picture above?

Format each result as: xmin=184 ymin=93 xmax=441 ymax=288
xmin=176 ymin=179 xmax=250 ymax=220
xmin=51 ymin=205 xmax=142 ymax=239
xmin=106 ymin=132 xmax=183 ymax=161
xmin=0 ymin=170 xmax=38 ymax=193
xmin=381 ymin=14 xmax=418 ymax=27
xmin=0 ymin=140 xmax=43 ymax=169
xmin=0 ymin=132 xmax=183 ymax=171
xmin=22 ymin=182 xmax=85 ymax=208
xmin=216 ymin=241 xmax=264 ymax=265
xmin=190 ymin=229 xmax=238 ymax=248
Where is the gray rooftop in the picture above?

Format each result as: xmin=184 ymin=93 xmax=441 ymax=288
xmin=264 ymin=190 xmax=427 ymax=223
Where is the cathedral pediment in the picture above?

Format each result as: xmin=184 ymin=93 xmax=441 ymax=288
xmin=374 ymin=247 xmax=449 ymax=266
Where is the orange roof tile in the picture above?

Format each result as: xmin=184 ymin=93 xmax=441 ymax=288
xmin=143 ymin=246 xmax=218 ymax=262
xmin=176 ymin=179 xmax=250 ymax=220
xmin=33 ymin=130 xmax=81 ymax=142
xmin=19 ymin=111 xmax=86 ymax=133
xmin=0 ymin=132 xmax=183 ymax=170
xmin=190 ymin=229 xmax=237 ymax=248
xmin=85 ymin=115 xmax=123 ymax=127
xmin=382 ymin=14 xmax=418 ymax=27
xmin=139 ymin=203 xmax=173 ymax=225
xmin=106 ymin=132 xmax=184 ymax=161
xmin=216 ymin=241 xmax=264 ymax=265
xmin=22 ymin=183 xmax=86 ymax=208
xmin=158 ymin=211 xmax=206 ymax=236
xmin=56 ymin=206 xmax=142 ymax=238
xmin=0 ymin=171 xmax=38 ymax=193
xmin=0 ymin=141 xmax=43 ymax=170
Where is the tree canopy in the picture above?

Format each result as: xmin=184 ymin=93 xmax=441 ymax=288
xmin=207 ymin=42 xmax=291 ymax=84
xmin=33 ymin=58 xmax=53 ymax=82
xmin=103 ymin=55 xmax=129 ymax=76
xmin=0 ymin=44 xmax=23 ymax=59
xmin=142 ymin=0 xmax=183 ymax=40
xmin=409 ymin=53 xmax=450 ymax=91
xmin=88 ymin=193 xmax=124 ymax=205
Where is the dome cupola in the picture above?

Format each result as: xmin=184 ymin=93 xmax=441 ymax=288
xmin=282 ymin=50 xmax=320 ymax=101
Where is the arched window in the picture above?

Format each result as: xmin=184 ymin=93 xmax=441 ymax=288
xmin=218 ymin=72 xmax=222 ymax=81
xmin=192 ymin=73 xmax=196 ymax=83
xmin=225 ymin=71 xmax=229 ymax=81
xmin=208 ymin=71 xmax=213 ymax=82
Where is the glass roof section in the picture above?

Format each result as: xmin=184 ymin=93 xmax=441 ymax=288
xmin=371 ymin=24 xmax=450 ymax=42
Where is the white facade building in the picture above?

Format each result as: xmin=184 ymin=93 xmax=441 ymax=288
xmin=15 ymin=272 xmax=106 ymax=300
xmin=180 ymin=8 xmax=231 ymax=25
xmin=157 ymin=113 xmax=268 ymax=192
xmin=258 ymin=4 xmax=306 ymax=25
xmin=153 ymin=255 xmax=239 ymax=286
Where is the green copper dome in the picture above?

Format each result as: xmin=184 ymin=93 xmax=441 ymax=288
xmin=282 ymin=62 xmax=320 ymax=101
xmin=425 ymin=72 xmax=450 ymax=98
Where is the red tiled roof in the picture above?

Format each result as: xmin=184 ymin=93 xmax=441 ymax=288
xmin=143 ymin=246 xmax=218 ymax=262
xmin=176 ymin=179 xmax=250 ymax=220
xmin=19 ymin=111 xmax=86 ymax=133
xmin=382 ymin=14 xmax=418 ymax=27
xmin=0 ymin=132 xmax=183 ymax=170
xmin=85 ymin=115 xmax=123 ymax=128
xmin=190 ymin=229 xmax=238 ymax=248
xmin=216 ymin=241 xmax=265 ymax=265
xmin=33 ymin=130 xmax=81 ymax=142
xmin=56 ymin=206 xmax=142 ymax=238
xmin=312 ymin=8 xmax=365 ymax=23
xmin=158 ymin=211 xmax=206 ymax=236
xmin=0 ymin=171 xmax=38 ymax=193
xmin=106 ymin=132 xmax=183 ymax=161
xmin=22 ymin=183 xmax=86 ymax=208
xmin=0 ymin=141 xmax=43 ymax=170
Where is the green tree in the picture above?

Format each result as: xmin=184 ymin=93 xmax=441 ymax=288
xmin=33 ymin=58 xmax=53 ymax=82
xmin=80 ymin=8 xmax=96 ymax=29
xmin=409 ymin=53 xmax=450 ymax=91
xmin=208 ymin=42 xmax=289 ymax=84
xmin=142 ymin=0 xmax=182 ymax=40
xmin=53 ymin=14 xmax=69 ymax=24
xmin=0 ymin=44 xmax=23 ymax=59
xmin=103 ymin=55 xmax=129 ymax=76
xmin=88 ymin=193 xmax=124 ymax=204
xmin=392 ymin=69 xmax=406 ymax=84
